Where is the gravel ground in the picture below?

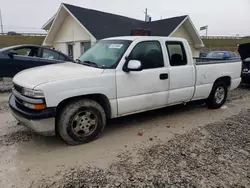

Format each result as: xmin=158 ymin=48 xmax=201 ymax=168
xmin=35 ymin=109 xmax=250 ymax=188
xmin=0 ymin=78 xmax=13 ymax=93
xmin=0 ymin=101 xmax=9 ymax=113
xmin=0 ymin=87 xmax=249 ymax=188
xmin=227 ymin=85 xmax=250 ymax=101
xmin=0 ymin=129 xmax=43 ymax=146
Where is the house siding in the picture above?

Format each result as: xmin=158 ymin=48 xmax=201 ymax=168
xmin=53 ymin=14 xmax=92 ymax=58
xmin=171 ymin=25 xmax=200 ymax=57
xmin=54 ymin=43 xmax=67 ymax=54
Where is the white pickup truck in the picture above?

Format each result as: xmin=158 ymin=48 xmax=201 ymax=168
xmin=9 ymin=36 xmax=242 ymax=145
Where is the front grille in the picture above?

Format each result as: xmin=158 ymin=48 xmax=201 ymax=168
xmin=14 ymin=84 xmax=23 ymax=94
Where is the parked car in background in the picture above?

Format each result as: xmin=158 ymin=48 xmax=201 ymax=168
xmin=238 ymin=43 xmax=250 ymax=83
xmin=9 ymin=36 xmax=241 ymax=145
xmin=205 ymin=51 xmax=240 ymax=60
xmin=199 ymin=52 xmax=207 ymax=58
xmin=0 ymin=45 xmax=74 ymax=78
xmin=7 ymin=31 xmax=21 ymax=36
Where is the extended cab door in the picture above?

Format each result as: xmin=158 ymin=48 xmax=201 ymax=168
xmin=116 ymin=40 xmax=170 ymax=115
xmin=165 ymin=41 xmax=196 ymax=104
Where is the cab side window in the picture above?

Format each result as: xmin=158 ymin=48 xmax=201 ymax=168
xmin=166 ymin=42 xmax=187 ymax=66
xmin=129 ymin=41 xmax=164 ymax=69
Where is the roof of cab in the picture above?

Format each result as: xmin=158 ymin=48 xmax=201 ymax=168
xmin=102 ymin=36 xmax=187 ymax=42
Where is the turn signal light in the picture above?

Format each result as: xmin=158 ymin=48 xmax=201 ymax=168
xmin=34 ymin=104 xmax=47 ymax=110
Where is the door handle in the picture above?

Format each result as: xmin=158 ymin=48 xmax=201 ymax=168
xmin=160 ymin=73 xmax=168 ymax=80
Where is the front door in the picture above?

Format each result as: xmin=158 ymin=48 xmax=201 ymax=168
xmin=67 ymin=43 xmax=74 ymax=59
xmin=116 ymin=41 xmax=169 ymax=115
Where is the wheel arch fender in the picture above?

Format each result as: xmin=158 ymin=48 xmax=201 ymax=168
xmin=214 ymin=76 xmax=231 ymax=87
xmin=209 ymin=76 xmax=231 ymax=96
xmin=56 ymin=93 xmax=112 ymax=119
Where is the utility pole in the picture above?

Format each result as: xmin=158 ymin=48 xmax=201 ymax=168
xmin=206 ymin=26 xmax=208 ymax=38
xmin=144 ymin=8 xmax=147 ymax=22
xmin=0 ymin=9 xmax=3 ymax=34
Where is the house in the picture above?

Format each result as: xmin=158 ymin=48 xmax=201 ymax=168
xmin=42 ymin=3 xmax=204 ymax=59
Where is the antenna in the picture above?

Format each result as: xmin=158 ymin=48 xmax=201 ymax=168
xmin=0 ymin=9 xmax=3 ymax=34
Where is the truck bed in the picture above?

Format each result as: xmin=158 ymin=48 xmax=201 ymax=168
xmin=194 ymin=58 xmax=241 ymax=64
xmin=192 ymin=59 xmax=242 ymax=100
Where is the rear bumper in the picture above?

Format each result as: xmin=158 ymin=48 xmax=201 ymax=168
xmin=9 ymin=94 xmax=56 ymax=136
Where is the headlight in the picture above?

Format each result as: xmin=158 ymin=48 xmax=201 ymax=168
xmin=22 ymin=88 xmax=44 ymax=98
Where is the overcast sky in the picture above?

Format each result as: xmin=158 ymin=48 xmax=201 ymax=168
xmin=0 ymin=0 xmax=249 ymax=36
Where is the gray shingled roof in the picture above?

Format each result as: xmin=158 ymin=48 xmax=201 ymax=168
xmin=63 ymin=3 xmax=187 ymax=39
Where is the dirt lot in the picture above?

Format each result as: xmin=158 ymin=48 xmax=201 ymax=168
xmin=0 ymin=87 xmax=250 ymax=188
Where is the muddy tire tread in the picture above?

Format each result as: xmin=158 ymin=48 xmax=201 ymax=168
xmin=57 ymin=99 xmax=106 ymax=145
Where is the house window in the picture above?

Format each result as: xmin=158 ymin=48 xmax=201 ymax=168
xmin=67 ymin=43 xmax=74 ymax=58
xmin=81 ymin=42 xmax=91 ymax=55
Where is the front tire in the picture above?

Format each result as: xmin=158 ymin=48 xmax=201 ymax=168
xmin=206 ymin=81 xmax=228 ymax=109
xmin=57 ymin=99 xmax=106 ymax=145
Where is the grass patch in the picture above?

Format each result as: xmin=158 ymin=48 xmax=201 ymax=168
xmin=0 ymin=35 xmax=45 ymax=48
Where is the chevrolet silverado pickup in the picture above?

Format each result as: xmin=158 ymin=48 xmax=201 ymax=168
xmin=9 ymin=36 xmax=242 ymax=145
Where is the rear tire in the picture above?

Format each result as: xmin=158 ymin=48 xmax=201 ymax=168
xmin=206 ymin=81 xmax=228 ymax=109
xmin=57 ymin=99 xmax=106 ymax=145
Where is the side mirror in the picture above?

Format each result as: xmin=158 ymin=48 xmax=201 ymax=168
xmin=124 ymin=60 xmax=142 ymax=72
xmin=7 ymin=50 xmax=17 ymax=58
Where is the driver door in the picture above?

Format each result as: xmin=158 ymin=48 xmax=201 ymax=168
xmin=116 ymin=41 xmax=169 ymax=116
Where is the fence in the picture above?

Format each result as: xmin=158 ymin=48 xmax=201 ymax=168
xmin=0 ymin=33 xmax=47 ymax=36
xmin=201 ymin=36 xmax=243 ymax=40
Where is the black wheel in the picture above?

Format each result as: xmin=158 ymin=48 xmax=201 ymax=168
xmin=206 ymin=81 xmax=228 ymax=109
xmin=57 ymin=99 xmax=106 ymax=145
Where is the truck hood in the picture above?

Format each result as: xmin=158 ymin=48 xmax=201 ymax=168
xmin=13 ymin=62 xmax=104 ymax=89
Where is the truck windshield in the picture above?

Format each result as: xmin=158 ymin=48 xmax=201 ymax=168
xmin=78 ymin=40 xmax=132 ymax=68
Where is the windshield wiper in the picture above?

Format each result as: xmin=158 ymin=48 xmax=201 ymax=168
xmin=75 ymin=59 xmax=105 ymax=68
xmin=75 ymin=59 xmax=81 ymax=63
xmin=83 ymin=61 xmax=99 ymax=67
xmin=74 ymin=59 xmax=94 ymax=67
xmin=82 ymin=60 xmax=106 ymax=68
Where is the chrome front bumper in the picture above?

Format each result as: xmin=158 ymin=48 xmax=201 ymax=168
xmin=9 ymin=93 xmax=56 ymax=136
xmin=11 ymin=109 xmax=56 ymax=136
